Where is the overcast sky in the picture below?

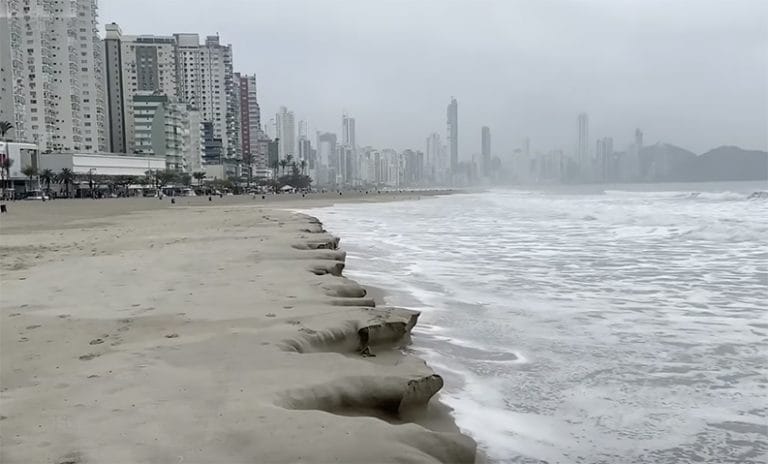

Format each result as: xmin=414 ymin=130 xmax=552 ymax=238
xmin=100 ymin=0 xmax=767 ymax=157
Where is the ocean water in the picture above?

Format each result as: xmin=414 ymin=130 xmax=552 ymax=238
xmin=308 ymin=181 xmax=768 ymax=463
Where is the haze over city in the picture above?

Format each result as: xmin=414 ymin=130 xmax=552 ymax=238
xmin=100 ymin=0 xmax=768 ymax=156
xmin=2 ymin=2 xmax=768 ymax=463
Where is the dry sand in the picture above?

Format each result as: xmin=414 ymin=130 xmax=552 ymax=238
xmin=0 ymin=192 xmax=476 ymax=463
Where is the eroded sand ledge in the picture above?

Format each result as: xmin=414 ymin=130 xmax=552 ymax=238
xmin=0 ymin=199 xmax=476 ymax=463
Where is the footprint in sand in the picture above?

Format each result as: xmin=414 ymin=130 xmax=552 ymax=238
xmin=265 ymin=313 xmax=276 ymax=318
xmin=26 ymin=324 xmax=41 ymax=330
xmin=89 ymin=338 xmax=104 ymax=345
xmin=78 ymin=353 xmax=100 ymax=361
xmin=9 ymin=313 xmax=21 ymax=317
xmin=164 ymin=333 xmax=179 ymax=339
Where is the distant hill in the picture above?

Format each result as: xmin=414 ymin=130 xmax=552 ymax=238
xmin=640 ymin=143 xmax=697 ymax=181
xmin=640 ymin=144 xmax=767 ymax=182
xmin=683 ymin=146 xmax=768 ymax=182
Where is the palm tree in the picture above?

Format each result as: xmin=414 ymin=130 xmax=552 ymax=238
xmin=21 ymin=165 xmax=38 ymax=192
xmin=155 ymin=169 xmax=178 ymax=189
xmin=192 ymin=171 xmax=206 ymax=188
xmin=300 ymin=160 xmax=308 ymax=175
xmin=279 ymin=159 xmax=288 ymax=176
xmin=0 ymin=121 xmax=12 ymax=140
xmin=0 ymin=156 xmax=12 ymax=191
xmin=57 ymin=168 xmax=75 ymax=198
xmin=39 ymin=168 xmax=55 ymax=195
xmin=179 ymin=172 xmax=192 ymax=187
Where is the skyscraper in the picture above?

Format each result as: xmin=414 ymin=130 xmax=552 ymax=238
xmin=103 ymin=23 xmax=127 ymax=153
xmin=275 ymin=106 xmax=295 ymax=161
xmin=1 ymin=0 xmax=107 ymax=152
xmin=108 ymin=30 xmax=179 ymax=154
xmin=447 ymin=98 xmax=458 ymax=173
xmin=481 ymin=126 xmax=491 ymax=177
xmin=577 ymin=113 xmax=590 ymax=178
xmin=317 ymin=132 xmax=337 ymax=167
xmin=174 ymin=33 xmax=239 ymax=162
xmin=596 ymin=136 xmax=614 ymax=181
xmin=342 ymin=114 xmax=356 ymax=149
xmin=426 ymin=132 xmax=442 ymax=181
xmin=298 ymin=120 xmax=308 ymax=140
xmin=236 ymin=73 xmax=261 ymax=173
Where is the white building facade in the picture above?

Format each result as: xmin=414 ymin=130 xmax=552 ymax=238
xmin=132 ymin=92 xmax=198 ymax=172
xmin=40 ymin=152 xmax=165 ymax=177
xmin=174 ymin=33 xmax=239 ymax=164
xmin=0 ymin=0 xmax=107 ymax=152
xmin=113 ymin=32 xmax=179 ymax=154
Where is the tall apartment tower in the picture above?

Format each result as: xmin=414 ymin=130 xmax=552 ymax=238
xmin=1 ymin=0 xmax=107 ymax=152
xmin=104 ymin=26 xmax=178 ymax=154
xmin=316 ymin=132 xmax=337 ymax=167
xmin=103 ymin=23 xmax=126 ymax=153
xmin=577 ymin=113 xmax=590 ymax=177
xmin=275 ymin=106 xmax=295 ymax=161
xmin=342 ymin=113 xmax=355 ymax=149
xmin=447 ymin=97 xmax=458 ymax=173
xmin=174 ymin=33 xmax=239 ymax=162
xmin=236 ymin=73 xmax=261 ymax=168
xmin=426 ymin=132 xmax=442 ymax=179
xmin=481 ymin=126 xmax=491 ymax=177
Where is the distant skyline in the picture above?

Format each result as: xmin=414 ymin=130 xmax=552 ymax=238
xmin=100 ymin=0 xmax=768 ymax=156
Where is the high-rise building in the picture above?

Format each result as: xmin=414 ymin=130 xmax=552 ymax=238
xmin=596 ymin=136 xmax=614 ymax=181
xmin=106 ymin=30 xmax=179 ymax=154
xmin=298 ymin=137 xmax=311 ymax=170
xmin=174 ymin=33 xmax=239 ymax=162
xmin=132 ymin=92 xmax=193 ymax=172
xmin=187 ymin=110 xmax=203 ymax=173
xmin=103 ymin=26 xmax=240 ymax=165
xmin=235 ymin=73 xmax=261 ymax=174
xmin=342 ymin=113 xmax=356 ymax=149
xmin=298 ymin=120 xmax=308 ymax=140
xmin=577 ymin=113 xmax=590 ymax=178
xmin=275 ymin=106 xmax=295 ymax=160
xmin=317 ymin=132 xmax=337 ymax=168
xmin=426 ymin=132 xmax=442 ymax=181
xmin=481 ymin=126 xmax=491 ymax=177
xmin=447 ymin=98 xmax=458 ymax=173
xmin=1 ymin=0 xmax=107 ymax=152
xmin=103 ymin=23 xmax=126 ymax=153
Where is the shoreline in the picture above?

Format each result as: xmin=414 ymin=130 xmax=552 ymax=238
xmin=0 ymin=192 xmax=476 ymax=463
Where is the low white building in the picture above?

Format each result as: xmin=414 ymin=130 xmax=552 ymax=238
xmin=40 ymin=153 xmax=165 ymax=177
xmin=0 ymin=141 xmax=40 ymax=179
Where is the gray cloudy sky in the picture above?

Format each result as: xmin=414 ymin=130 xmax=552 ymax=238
xmin=100 ymin=0 xmax=767 ymax=157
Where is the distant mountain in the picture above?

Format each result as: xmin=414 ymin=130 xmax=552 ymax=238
xmin=684 ymin=146 xmax=768 ymax=182
xmin=640 ymin=143 xmax=697 ymax=181
xmin=639 ymin=144 xmax=767 ymax=182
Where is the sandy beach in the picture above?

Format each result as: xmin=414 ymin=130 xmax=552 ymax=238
xmin=0 ymin=192 xmax=476 ymax=463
